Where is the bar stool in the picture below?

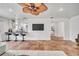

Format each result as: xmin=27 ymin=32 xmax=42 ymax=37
xmin=5 ymin=32 xmax=12 ymax=41
xmin=20 ymin=32 xmax=26 ymax=42
xmin=13 ymin=33 xmax=19 ymax=42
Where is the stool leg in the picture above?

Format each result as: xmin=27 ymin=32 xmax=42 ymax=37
xmin=8 ymin=35 xmax=9 ymax=41
xmin=7 ymin=35 xmax=10 ymax=41
xmin=22 ymin=36 xmax=24 ymax=41
xmin=15 ymin=36 xmax=17 ymax=42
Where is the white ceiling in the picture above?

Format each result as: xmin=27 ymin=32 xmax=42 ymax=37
xmin=0 ymin=3 xmax=79 ymax=19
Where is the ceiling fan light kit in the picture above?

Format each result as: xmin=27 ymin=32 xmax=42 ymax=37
xmin=18 ymin=3 xmax=48 ymax=15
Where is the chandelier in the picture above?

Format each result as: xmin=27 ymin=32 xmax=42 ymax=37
xmin=18 ymin=3 xmax=48 ymax=15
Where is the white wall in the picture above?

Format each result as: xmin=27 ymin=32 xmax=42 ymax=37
xmin=51 ymin=22 xmax=64 ymax=37
xmin=51 ymin=18 xmax=69 ymax=40
xmin=64 ymin=20 xmax=70 ymax=40
xmin=0 ymin=17 xmax=71 ymax=40
xmin=0 ymin=17 xmax=9 ymax=41
xmin=9 ymin=18 xmax=51 ymax=40
xmin=56 ymin=22 xmax=65 ymax=37
xmin=51 ymin=17 xmax=79 ymax=42
xmin=24 ymin=18 xmax=51 ymax=40
xmin=70 ymin=15 xmax=79 ymax=42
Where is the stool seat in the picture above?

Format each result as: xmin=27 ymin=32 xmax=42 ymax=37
xmin=21 ymin=33 xmax=26 ymax=36
xmin=14 ymin=33 xmax=19 ymax=36
xmin=5 ymin=32 xmax=12 ymax=35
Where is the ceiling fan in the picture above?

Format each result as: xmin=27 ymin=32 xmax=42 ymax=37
xmin=18 ymin=3 xmax=48 ymax=15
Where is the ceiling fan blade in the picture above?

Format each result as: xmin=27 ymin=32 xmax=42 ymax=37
xmin=23 ymin=7 xmax=32 ymax=13
xmin=36 ymin=4 xmax=48 ymax=13
xmin=34 ymin=3 xmax=42 ymax=7
xmin=18 ymin=3 xmax=30 ymax=7
xmin=31 ymin=10 xmax=39 ymax=15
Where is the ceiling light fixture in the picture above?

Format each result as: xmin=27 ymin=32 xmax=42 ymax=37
xmin=58 ymin=7 xmax=64 ymax=12
xmin=9 ymin=8 xmax=13 ymax=12
xmin=18 ymin=3 xmax=48 ymax=15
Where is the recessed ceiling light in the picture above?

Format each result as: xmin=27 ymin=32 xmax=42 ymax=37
xmin=9 ymin=8 xmax=13 ymax=12
xmin=58 ymin=7 xmax=64 ymax=12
